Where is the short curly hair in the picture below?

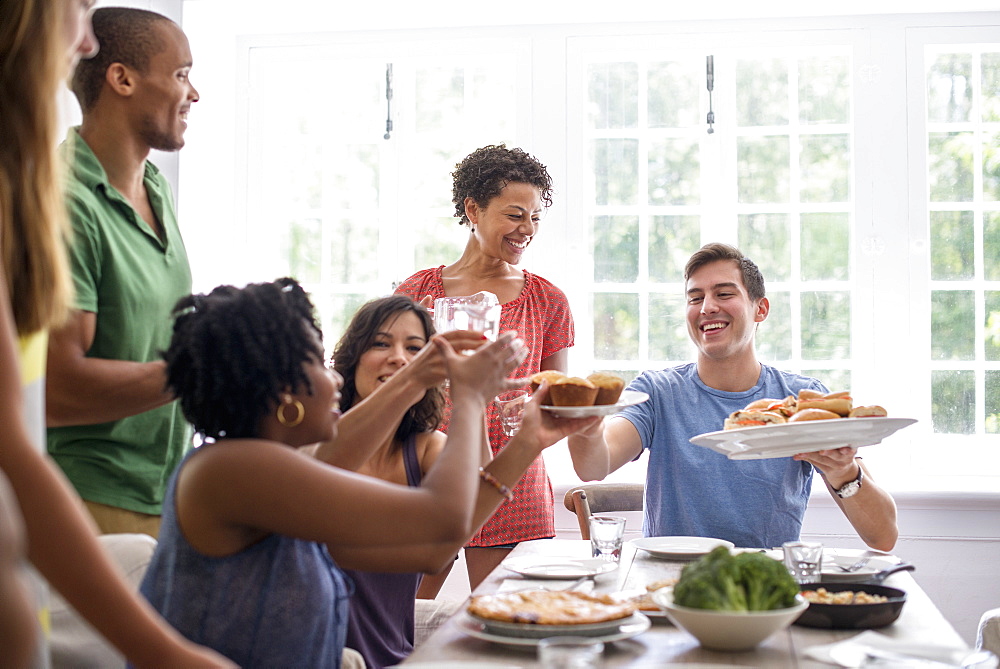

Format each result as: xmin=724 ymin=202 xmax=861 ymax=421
xmin=332 ymin=295 xmax=444 ymax=449
xmin=163 ymin=277 xmax=324 ymax=440
xmin=70 ymin=7 xmax=172 ymax=112
xmin=452 ymin=144 xmax=553 ymax=226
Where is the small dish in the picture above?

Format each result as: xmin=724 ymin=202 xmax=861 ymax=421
xmin=501 ymin=556 xmax=618 ymax=579
xmin=795 ymin=582 xmax=906 ymax=629
xmin=540 ymin=390 xmax=649 ymax=418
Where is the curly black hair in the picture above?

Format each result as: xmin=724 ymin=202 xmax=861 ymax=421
xmin=451 ymin=144 xmax=553 ymax=226
xmin=332 ymin=295 xmax=444 ymax=449
xmin=163 ymin=277 xmax=324 ymax=440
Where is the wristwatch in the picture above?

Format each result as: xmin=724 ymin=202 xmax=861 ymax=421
xmin=834 ymin=466 xmax=864 ymax=498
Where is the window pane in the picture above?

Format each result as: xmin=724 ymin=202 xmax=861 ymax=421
xmin=985 ymin=212 xmax=1000 ymax=281
xmin=593 ymin=215 xmax=639 ymax=283
xmin=801 ymin=213 xmax=849 ymax=281
xmin=736 ymin=58 xmax=788 ymax=127
xmin=588 ymin=62 xmax=638 ymax=129
xmin=329 ymin=217 xmax=379 ymax=283
xmin=800 ymin=291 xmax=850 ymax=359
xmin=648 ymin=137 xmax=700 ymax=205
xmin=799 ymin=134 xmax=850 ymax=203
xmin=930 ymin=210 xmax=974 ymax=280
xmin=327 ymin=293 xmax=370 ymax=346
xmin=927 ymin=53 xmax=973 ymax=123
xmin=804 ymin=369 xmax=852 ymax=393
xmin=592 ymin=139 xmax=639 ymax=206
xmin=285 ymin=217 xmax=322 ymax=283
xmin=757 ymin=290 xmax=791 ymax=361
xmin=738 ymin=213 xmax=791 ymax=282
xmin=798 ymin=55 xmax=850 ymax=125
xmin=648 ymin=60 xmax=699 ymax=128
xmin=415 ymin=217 xmax=464 ymax=270
xmin=985 ymin=370 xmax=1000 ymax=433
xmin=737 ymin=136 xmax=790 ymax=203
xmin=414 ymin=67 xmax=463 ymax=131
xmin=928 ymin=132 xmax=974 ymax=202
xmin=594 ymin=293 xmax=640 ymax=359
xmin=931 ymin=369 xmax=974 ymax=434
xmin=931 ymin=290 xmax=974 ymax=360
xmin=984 ymin=132 xmax=1000 ymax=202
xmin=649 ymin=215 xmax=700 ymax=283
xmin=985 ymin=291 xmax=1000 ymax=362
xmin=649 ymin=293 xmax=689 ymax=360
xmin=984 ymin=52 xmax=1000 ymax=123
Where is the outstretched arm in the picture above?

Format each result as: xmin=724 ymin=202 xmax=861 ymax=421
xmin=795 ymin=448 xmax=898 ymax=552
xmin=329 ymin=383 xmax=602 ymax=573
xmin=309 ymin=329 xmax=486 ymax=469
xmin=567 ymin=413 xmax=644 ymax=482
xmin=0 ymin=274 xmax=231 ymax=668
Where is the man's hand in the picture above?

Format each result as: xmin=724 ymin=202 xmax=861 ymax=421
xmin=794 ymin=446 xmax=859 ymax=488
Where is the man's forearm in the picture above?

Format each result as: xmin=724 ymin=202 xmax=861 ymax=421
xmin=567 ymin=432 xmax=613 ymax=481
xmin=46 ymin=358 xmax=172 ymax=426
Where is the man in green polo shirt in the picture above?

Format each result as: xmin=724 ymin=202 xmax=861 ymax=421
xmin=46 ymin=8 xmax=200 ymax=538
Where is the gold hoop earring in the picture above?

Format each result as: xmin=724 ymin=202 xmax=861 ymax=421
xmin=276 ymin=393 xmax=305 ymax=427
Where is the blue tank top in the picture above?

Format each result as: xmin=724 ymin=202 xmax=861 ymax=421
xmin=344 ymin=435 xmax=423 ymax=669
xmin=139 ymin=448 xmax=351 ymax=668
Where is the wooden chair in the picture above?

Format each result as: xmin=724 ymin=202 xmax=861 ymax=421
xmin=563 ymin=483 xmax=645 ymax=540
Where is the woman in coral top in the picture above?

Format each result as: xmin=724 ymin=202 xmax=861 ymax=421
xmin=395 ymin=144 xmax=574 ymax=593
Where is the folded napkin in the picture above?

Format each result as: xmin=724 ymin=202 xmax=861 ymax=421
xmin=805 ymin=630 xmax=972 ymax=667
xmin=496 ymin=578 xmax=596 ymax=595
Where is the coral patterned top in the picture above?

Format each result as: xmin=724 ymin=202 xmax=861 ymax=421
xmin=395 ymin=267 xmax=575 ymax=545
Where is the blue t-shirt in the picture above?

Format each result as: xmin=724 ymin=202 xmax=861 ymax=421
xmin=618 ymin=363 xmax=828 ymax=549
xmin=139 ymin=449 xmax=351 ymax=668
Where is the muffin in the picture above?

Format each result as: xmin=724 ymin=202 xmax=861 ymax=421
xmin=529 ymin=370 xmax=567 ymax=393
xmin=548 ymin=377 xmax=599 ymax=407
xmin=588 ymin=372 xmax=625 ymax=405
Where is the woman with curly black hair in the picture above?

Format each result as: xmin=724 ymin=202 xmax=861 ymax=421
xmin=139 ymin=278 xmax=594 ymax=668
xmin=395 ymin=144 xmax=575 ymax=594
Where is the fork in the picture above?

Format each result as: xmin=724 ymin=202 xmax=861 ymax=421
xmin=838 ymin=555 xmax=873 ymax=573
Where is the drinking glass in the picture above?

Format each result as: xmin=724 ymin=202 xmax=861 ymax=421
xmin=432 ymin=292 xmax=501 ymax=342
xmin=783 ymin=540 xmax=824 ymax=584
xmin=494 ymin=390 xmax=528 ymax=436
xmin=538 ymin=636 xmax=603 ymax=668
xmin=589 ymin=515 xmax=626 ymax=562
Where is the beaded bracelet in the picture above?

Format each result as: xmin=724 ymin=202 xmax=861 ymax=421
xmin=478 ymin=467 xmax=514 ymax=502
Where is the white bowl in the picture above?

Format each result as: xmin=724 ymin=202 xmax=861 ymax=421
xmin=652 ymin=588 xmax=808 ymax=651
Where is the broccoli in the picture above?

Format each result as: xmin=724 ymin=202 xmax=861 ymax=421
xmin=672 ymin=545 xmax=799 ymax=611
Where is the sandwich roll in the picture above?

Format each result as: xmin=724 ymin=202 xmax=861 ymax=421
xmin=743 ymin=398 xmax=782 ymax=411
xmin=788 ymin=408 xmax=840 ymax=422
xmin=724 ymin=410 xmax=787 ymax=430
xmin=797 ymin=390 xmax=852 ymax=417
xmin=849 ymin=405 xmax=888 ymax=418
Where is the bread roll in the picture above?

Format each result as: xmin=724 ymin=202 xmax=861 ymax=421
xmin=788 ymin=408 xmax=840 ymax=422
xmin=849 ymin=405 xmax=887 ymax=418
xmin=724 ymin=410 xmax=787 ymax=430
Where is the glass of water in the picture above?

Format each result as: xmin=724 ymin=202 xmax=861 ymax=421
xmin=782 ymin=540 xmax=824 ymax=584
xmin=433 ymin=292 xmax=500 ymax=342
xmin=589 ymin=515 xmax=626 ymax=562
xmin=494 ymin=390 xmax=528 ymax=436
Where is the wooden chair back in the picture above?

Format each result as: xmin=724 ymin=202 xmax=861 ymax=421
xmin=562 ymin=482 xmax=644 ymax=540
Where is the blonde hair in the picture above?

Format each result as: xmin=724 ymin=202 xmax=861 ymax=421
xmin=0 ymin=0 xmax=74 ymax=336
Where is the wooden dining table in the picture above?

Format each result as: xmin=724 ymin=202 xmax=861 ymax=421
xmin=402 ymin=538 xmax=969 ymax=667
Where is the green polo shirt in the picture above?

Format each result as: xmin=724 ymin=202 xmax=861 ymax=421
xmin=47 ymin=128 xmax=193 ymax=515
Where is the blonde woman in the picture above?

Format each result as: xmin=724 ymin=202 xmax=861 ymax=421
xmin=0 ymin=0 xmax=228 ymax=665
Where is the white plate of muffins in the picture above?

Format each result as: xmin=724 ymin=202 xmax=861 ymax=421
xmin=532 ymin=371 xmax=649 ymax=418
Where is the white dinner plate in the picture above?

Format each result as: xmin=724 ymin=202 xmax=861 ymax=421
xmin=469 ymin=611 xmax=646 ymax=638
xmin=630 ymin=536 xmax=736 ymax=560
xmin=456 ymin=611 xmax=651 ymax=646
xmin=540 ymin=390 xmax=649 ymax=418
xmin=500 ymin=556 xmax=618 ymax=579
xmin=689 ymin=417 xmax=917 ymax=460
xmin=761 ymin=548 xmax=899 ymax=582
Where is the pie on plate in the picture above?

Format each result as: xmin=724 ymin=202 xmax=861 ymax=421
xmin=467 ymin=589 xmax=637 ymax=626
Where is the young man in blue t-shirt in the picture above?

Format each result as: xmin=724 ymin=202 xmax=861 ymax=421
xmin=568 ymin=242 xmax=898 ymax=551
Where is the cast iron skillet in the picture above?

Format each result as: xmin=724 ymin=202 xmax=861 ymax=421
xmin=794 ymin=564 xmax=915 ymax=630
